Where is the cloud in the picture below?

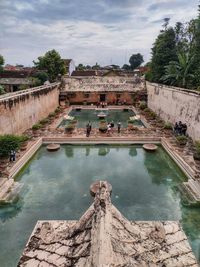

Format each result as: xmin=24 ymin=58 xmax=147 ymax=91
xmin=0 ymin=0 xmax=198 ymax=66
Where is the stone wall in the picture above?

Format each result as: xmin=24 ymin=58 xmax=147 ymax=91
xmin=64 ymin=91 xmax=134 ymax=105
xmin=147 ymin=82 xmax=200 ymax=141
xmin=0 ymin=83 xmax=60 ymax=135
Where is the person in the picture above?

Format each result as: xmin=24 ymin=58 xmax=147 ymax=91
xmin=107 ymin=124 xmax=111 ymax=136
xmin=174 ymin=122 xmax=179 ymax=135
xmin=10 ymin=150 xmax=14 ymax=162
xmin=182 ymin=123 xmax=187 ymax=136
xmin=177 ymin=121 xmax=183 ymax=135
xmin=110 ymin=121 xmax=114 ymax=128
xmin=13 ymin=150 xmax=16 ymax=161
xmin=117 ymin=122 xmax=121 ymax=134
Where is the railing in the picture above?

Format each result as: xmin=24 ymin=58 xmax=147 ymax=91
xmin=0 ymin=82 xmax=60 ymax=102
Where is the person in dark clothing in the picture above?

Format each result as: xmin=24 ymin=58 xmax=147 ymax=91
xmin=174 ymin=122 xmax=179 ymax=135
xmin=178 ymin=121 xmax=183 ymax=135
xmin=110 ymin=121 xmax=114 ymax=128
xmin=13 ymin=150 xmax=16 ymax=161
xmin=10 ymin=150 xmax=14 ymax=162
xmin=182 ymin=123 xmax=187 ymax=136
xmin=117 ymin=122 xmax=121 ymax=133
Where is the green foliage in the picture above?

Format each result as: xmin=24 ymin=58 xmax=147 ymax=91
xmin=0 ymin=55 xmax=4 ymax=72
xmin=0 ymin=135 xmax=23 ymax=158
xmin=92 ymin=63 xmax=101 ymax=70
xmin=48 ymin=112 xmax=56 ymax=118
xmin=139 ymin=101 xmax=147 ymax=110
xmin=39 ymin=118 xmax=50 ymax=125
xmin=161 ymin=52 xmax=195 ymax=88
xmin=176 ymin=135 xmax=188 ymax=145
xmin=163 ymin=122 xmax=173 ymax=129
xmin=129 ymin=53 xmax=144 ymax=70
xmin=151 ymin=27 xmax=177 ymax=82
xmin=32 ymin=123 xmax=42 ymax=130
xmin=32 ymin=71 xmax=49 ymax=85
xmin=0 ymin=85 xmax=5 ymax=95
xmin=148 ymin=4 xmax=200 ymax=89
xmin=18 ymin=84 xmax=29 ymax=90
xmin=55 ymin=106 xmax=61 ymax=114
xmin=122 ymin=64 xmax=131 ymax=70
xmin=195 ymin=141 xmax=200 ymax=155
xmin=144 ymin=107 xmax=151 ymax=113
xmin=145 ymin=71 xmax=153 ymax=82
xmin=33 ymin=49 xmax=66 ymax=82
xmin=76 ymin=63 xmax=86 ymax=70
xmin=65 ymin=124 xmax=75 ymax=133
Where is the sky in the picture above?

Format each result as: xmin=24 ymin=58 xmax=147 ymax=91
xmin=0 ymin=0 xmax=199 ymax=67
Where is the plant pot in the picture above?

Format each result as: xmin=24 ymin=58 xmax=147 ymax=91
xmin=193 ymin=152 xmax=200 ymax=161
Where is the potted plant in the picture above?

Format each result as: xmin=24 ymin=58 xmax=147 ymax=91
xmin=139 ymin=101 xmax=147 ymax=110
xmin=19 ymin=135 xmax=30 ymax=151
xmin=176 ymin=135 xmax=188 ymax=146
xmin=193 ymin=141 xmax=200 ymax=161
xmin=99 ymin=125 xmax=107 ymax=133
xmin=65 ymin=124 xmax=74 ymax=134
xmin=32 ymin=123 xmax=42 ymax=131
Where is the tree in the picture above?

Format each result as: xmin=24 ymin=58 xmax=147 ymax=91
xmin=122 ymin=64 xmax=131 ymax=70
xmin=0 ymin=55 xmax=4 ymax=72
xmin=32 ymin=71 xmax=49 ymax=85
xmin=151 ymin=27 xmax=177 ymax=82
xmin=33 ymin=50 xmax=66 ymax=82
xmin=129 ymin=54 xmax=144 ymax=70
xmin=92 ymin=63 xmax=101 ymax=70
xmin=161 ymin=52 xmax=195 ymax=88
xmin=76 ymin=63 xmax=85 ymax=71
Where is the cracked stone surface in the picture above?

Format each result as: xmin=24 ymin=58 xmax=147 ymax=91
xmin=18 ymin=181 xmax=199 ymax=267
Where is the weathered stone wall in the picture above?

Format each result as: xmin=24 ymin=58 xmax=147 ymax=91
xmin=65 ymin=91 xmax=134 ymax=105
xmin=147 ymin=82 xmax=200 ymax=141
xmin=0 ymin=84 xmax=60 ymax=135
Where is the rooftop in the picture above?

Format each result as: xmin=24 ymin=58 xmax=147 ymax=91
xmin=18 ymin=181 xmax=198 ymax=267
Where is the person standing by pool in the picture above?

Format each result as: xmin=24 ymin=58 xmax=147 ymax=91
xmin=117 ymin=122 xmax=121 ymax=134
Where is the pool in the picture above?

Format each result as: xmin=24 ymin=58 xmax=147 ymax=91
xmin=0 ymin=145 xmax=200 ymax=266
xmin=58 ymin=108 xmax=145 ymax=128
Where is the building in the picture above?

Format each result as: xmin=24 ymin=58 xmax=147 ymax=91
xmin=63 ymin=59 xmax=75 ymax=76
xmin=0 ymin=70 xmax=35 ymax=92
xmin=60 ymin=75 xmax=145 ymax=105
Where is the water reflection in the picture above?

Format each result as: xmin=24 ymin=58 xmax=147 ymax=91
xmin=129 ymin=146 xmax=137 ymax=157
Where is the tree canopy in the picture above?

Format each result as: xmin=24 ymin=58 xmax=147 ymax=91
xmin=146 ymin=3 xmax=200 ymax=90
xmin=0 ymin=55 xmax=4 ymax=72
xmin=129 ymin=53 xmax=144 ymax=70
xmin=33 ymin=50 xmax=66 ymax=82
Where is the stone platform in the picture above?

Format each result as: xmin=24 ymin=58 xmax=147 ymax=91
xmin=18 ymin=182 xmax=198 ymax=267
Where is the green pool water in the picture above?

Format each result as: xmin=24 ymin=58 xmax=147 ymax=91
xmin=59 ymin=108 xmax=144 ymax=128
xmin=0 ymin=145 xmax=200 ymax=266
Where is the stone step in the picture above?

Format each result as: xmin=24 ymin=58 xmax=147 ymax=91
xmin=0 ymin=179 xmax=15 ymax=199
xmin=0 ymin=178 xmax=8 ymax=188
xmin=188 ymin=180 xmax=200 ymax=199
xmin=183 ymin=183 xmax=199 ymax=202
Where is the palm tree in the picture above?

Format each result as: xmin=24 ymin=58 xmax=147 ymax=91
xmin=161 ymin=52 xmax=195 ymax=88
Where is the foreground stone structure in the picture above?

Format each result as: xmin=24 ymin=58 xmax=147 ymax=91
xmin=18 ymin=181 xmax=198 ymax=267
xmin=0 ymin=83 xmax=60 ymax=135
xmin=147 ymin=82 xmax=200 ymax=141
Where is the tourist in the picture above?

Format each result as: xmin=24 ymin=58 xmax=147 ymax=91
xmin=13 ymin=150 xmax=16 ymax=161
xmin=107 ymin=124 xmax=111 ymax=136
xmin=9 ymin=150 xmax=14 ymax=162
xmin=111 ymin=121 xmax=114 ymax=128
xmin=177 ymin=121 xmax=183 ymax=135
xmin=182 ymin=123 xmax=187 ymax=136
xmin=117 ymin=122 xmax=121 ymax=133
xmin=174 ymin=122 xmax=179 ymax=135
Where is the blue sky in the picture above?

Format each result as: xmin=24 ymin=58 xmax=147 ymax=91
xmin=0 ymin=0 xmax=198 ymax=67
